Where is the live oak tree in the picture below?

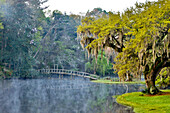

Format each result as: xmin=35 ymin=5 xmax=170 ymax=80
xmin=136 ymin=0 xmax=169 ymax=94
xmin=77 ymin=0 xmax=170 ymax=94
xmin=116 ymin=0 xmax=170 ymax=94
xmin=77 ymin=10 xmax=133 ymax=81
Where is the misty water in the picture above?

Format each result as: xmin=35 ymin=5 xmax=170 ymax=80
xmin=0 ymin=76 xmax=145 ymax=113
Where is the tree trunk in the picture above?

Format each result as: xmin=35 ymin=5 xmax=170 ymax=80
xmin=93 ymin=62 xmax=96 ymax=74
xmin=144 ymin=56 xmax=169 ymax=95
xmin=144 ymin=72 xmax=160 ymax=95
xmin=126 ymin=72 xmax=132 ymax=81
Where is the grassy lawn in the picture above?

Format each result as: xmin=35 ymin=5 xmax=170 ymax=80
xmin=116 ymin=90 xmax=170 ymax=113
xmin=91 ymin=79 xmax=145 ymax=84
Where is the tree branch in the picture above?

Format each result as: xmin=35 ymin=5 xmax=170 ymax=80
xmin=33 ymin=23 xmax=58 ymax=58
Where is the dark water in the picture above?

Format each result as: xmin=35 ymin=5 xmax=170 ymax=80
xmin=0 ymin=76 xmax=145 ymax=113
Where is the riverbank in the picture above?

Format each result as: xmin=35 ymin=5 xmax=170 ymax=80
xmin=91 ymin=80 xmax=145 ymax=84
xmin=116 ymin=90 xmax=170 ymax=113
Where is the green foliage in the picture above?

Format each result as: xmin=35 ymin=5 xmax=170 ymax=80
xmin=0 ymin=63 xmax=12 ymax=79
xmin=0 ymin=0 xmax=169 ymax=81
xmin=78 ymin=0 xmax=170 ymax=86
xmin=0 ymin=0 xmax=47 ymax=78
xmin=114 ymin=0 xmax=170 ymax=81
xmin=85 ymin=51 xmax=113 ymax=76
xmin=0 ymin=23 xmax=3 ymax=29
xmin=0 ymin=0 xmax=86 ymax=78
xmin=35 ymin=11 xmax=85 ymax=70
xmin=156 ymin=67 xmax=170 ymax=88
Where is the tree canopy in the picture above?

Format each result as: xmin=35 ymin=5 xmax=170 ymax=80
xmin=77 ymin=0 xmax=170 ymax=94
xmin=0 ymin=0 xmax=85 ymax=78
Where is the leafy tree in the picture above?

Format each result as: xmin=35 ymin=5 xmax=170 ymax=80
xmin=86 ymin=8 xmax=108 ymax=18
xmin=156 ymin=67 xmax=170 ymax=89
xmin=85 ymin=51 xmax=113 ymax=76
xmin=0 ymin=0 xmax=86 ymax=79
xmin=77 ymin=0 xmax=170 ymax=94
xmin=77 ymin=10 xmax=131 ymax=80
xmin=34 ymin=10 xmax=85 ymax=71
xmin=0 ymin=0 xmax=47 ymax=78
xmin=116 ymin=0 xmax=170 ymax=94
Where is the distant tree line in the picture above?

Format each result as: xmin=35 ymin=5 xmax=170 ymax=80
xmin=0 ymin=0 xmax=86 ymax=79
xmin=0 ymin=0 xmax=114 ymax=79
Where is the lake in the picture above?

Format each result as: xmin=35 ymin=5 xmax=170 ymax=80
xmin=0 ymin=76 xmax=145 ymax=113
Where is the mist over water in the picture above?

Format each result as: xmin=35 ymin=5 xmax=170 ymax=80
xmin=0 ymin=76 xmax=144 ymax=113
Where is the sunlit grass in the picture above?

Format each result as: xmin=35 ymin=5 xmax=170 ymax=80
xmin=116 ymin=90 xmax=170 ymax=113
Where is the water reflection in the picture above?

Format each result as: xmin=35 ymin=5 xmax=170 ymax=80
xmin=0 ymin=76 xmax=144 ymax=113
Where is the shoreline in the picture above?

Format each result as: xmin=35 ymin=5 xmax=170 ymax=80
xmin=116 ymin=90 xmax=170 ymax=113
xmin=91 ymin=79 xmax=145 ymax=84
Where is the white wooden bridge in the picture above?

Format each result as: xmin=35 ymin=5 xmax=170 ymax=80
xmin=38 ymin=68 xmax=99 ymax=80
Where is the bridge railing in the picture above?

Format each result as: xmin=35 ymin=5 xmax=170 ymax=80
xmin=38 ymin=69 xmax=90 ymax=77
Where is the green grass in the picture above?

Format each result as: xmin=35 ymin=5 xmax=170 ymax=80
xmin=91 ymin=79 xmax=145 ymax=84
xmin=116 ymin=90 xmax=170 ymax=113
